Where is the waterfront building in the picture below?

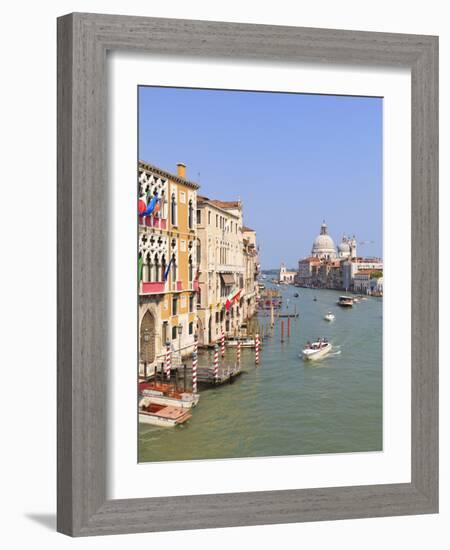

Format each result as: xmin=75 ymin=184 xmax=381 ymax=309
xmin=297 ymin=221 xmax=382 ymax=291
xmin=353 ymin=269 xmax=383 ymax=295
xmin=279 ymin=263 xmax=296 ymax=284
xmin=342 ymin=257 xmax=383 ymax=291
xmin=242 ymin=227 xmax=260 ymax=319
xmin=295 ymin=256 xmax=322 ymax=286
xmin=196 ymin=197 xmax=259 ymax=345
xmin=138 ymin=161 xmax=199 ymax=377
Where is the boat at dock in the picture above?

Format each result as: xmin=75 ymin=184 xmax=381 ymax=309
xmin=139 ymin=381 xmax=199 ymax=408
xmin=302 ymin=339 xmax=332 ymax=361
xmin=226 ymin=337 xmax=256 ymax=348
xmin=139 ymin=398 xmax=192 ymax=427
xmin=337 ymin=295 xmax=354 ymax=307
xmin=324 ymin=312 xmax=335 ymax=321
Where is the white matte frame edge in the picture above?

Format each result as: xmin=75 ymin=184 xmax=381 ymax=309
xmin=57 ymin=12 xmax=438 ymax=536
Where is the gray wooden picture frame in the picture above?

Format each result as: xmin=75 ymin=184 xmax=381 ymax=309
xmin=57 ymin=12 xmax=438 ymax=537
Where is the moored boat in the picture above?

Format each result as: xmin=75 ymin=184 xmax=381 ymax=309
xmin=324 ymin=312 xmax=335 ymax=321
xmin=139 ymin=381 xmax=199 ymax=408
xmin=337 ymin=295 xmax=353 ymax=307
xmin=226 ymin=337 xmax=256 ymax=348
xmin=139 ymin=398 xmax=192 ymax=427
xmin=302 ymin=339 xmax=332 ymax=361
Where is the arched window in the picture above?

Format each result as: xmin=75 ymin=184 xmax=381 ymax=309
xmin=171 ymin=192 xmax=177 ymax=226
xmin=188 ymin=199 xmax=193 ymax=229
xmin=144 ymin=252 xmax=152 ymax=282
xmin=154 ymin=253 xmax=160 ymax=282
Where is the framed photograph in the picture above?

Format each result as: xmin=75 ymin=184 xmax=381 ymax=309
xmin=57 ymin=13 xmax=438 ymax=536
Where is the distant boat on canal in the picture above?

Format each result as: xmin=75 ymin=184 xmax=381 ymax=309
xmin=324 ymin=312 xmax=335 ymax=321
xmin=337 ymin=295 xmax=354 ymax=307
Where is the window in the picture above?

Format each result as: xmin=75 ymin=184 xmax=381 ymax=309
xmin=172 ymin=296 xmax=178 ymax=316
xmin=188 ymin=256 xmax=193 ymax=283
xmin=216 ymin=214 xmax=218 ymax=228
xmin=189 ymin=294 xmax=194 ymax=312
xmin=172 ymin=325 xmax=177 ymax=340
xmin=188 ymin=322 xmax=193 ymax=335
xmin=171 ymin=255 xmax=177 ymax=282
xmin=171 ymin=192 xmax=177 ymax=226
xmin=196 ymin=209 xmax=201 ymax=224
xmin=188 ymin=199 xmax=194 ymax=229
xmin=208 ymin=211 xmax=211 ymax=225
xmin=196 ymin=240 xmax=201 ymax=263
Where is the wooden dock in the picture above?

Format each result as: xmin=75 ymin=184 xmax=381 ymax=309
xmin=174 ymin=363 xmax=244 ymax=387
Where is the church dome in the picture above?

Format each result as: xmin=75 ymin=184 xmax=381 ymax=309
xmin=311 ymin=222 xmax=336 ymax=259
xmin=338 ymin=241 xmax=350 ymax=253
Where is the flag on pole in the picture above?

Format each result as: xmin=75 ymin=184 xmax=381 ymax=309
xmin=225 ymin=288 xmax=242 ymax=311
xmin=138 ymin=256 xmax=143 ymax=281
xmin=139 ymin=191 xmax=159 ymax=217
xmin=138 ymin=194 xmax=147 ymax=214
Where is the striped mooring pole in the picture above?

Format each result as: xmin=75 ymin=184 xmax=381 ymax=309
xmin=193 ymin=334 xmax=198 ymax=355
xmin=165 ymin=343 xmax=171 ymax=380
xmin=213 ymin=344 xmax=219 ymax=382
xmin=255 ymin=333 xmax=260 ymax=365
xmin=192 ymin=351 xmax=198 ymax=394
xmin=236 ymin=340 xmax=241 ymax=366
xmin=220 ymin=330 xmax=225 ymax=357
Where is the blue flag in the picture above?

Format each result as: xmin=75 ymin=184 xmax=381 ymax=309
xmin=164 ymin=256 xmax=174 ymax=282
xmin=140 ymin=192 xmax=158 ymax=217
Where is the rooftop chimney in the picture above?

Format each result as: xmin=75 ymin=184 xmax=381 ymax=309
xmin=176 ymin=162 xmax=186 ymax=179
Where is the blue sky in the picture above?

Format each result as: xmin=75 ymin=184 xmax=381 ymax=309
xmin=139 ymin=87 xmax=382 ymax=269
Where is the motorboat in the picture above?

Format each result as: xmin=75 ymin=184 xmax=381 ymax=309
xmin=139 ymin=381 xmax=199 ymax=408
xmin=138 ymin=398 xmax=192 ymax=427
xmin=324 ymin=312 xmax=335 ymax=321
xmin=313 ymin=296 xmax=317 ymax=302
xmin=337 ymin=295 xmax=353 ymax=307
xmin=302 ymin=339 xmax=332 ymax=361
xmin=226 ymin=337 xmax=256 ymax=348
xmin=293 ymin=293 xmax=299 ymax=298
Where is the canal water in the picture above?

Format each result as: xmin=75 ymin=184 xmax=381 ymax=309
xmin=139 ymin=285 xmax=382 ymax=462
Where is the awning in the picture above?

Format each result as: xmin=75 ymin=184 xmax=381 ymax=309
xmin=220 ymin=273 xmax=235 ymax=286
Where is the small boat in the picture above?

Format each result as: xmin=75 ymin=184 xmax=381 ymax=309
xmin=139 ymin=382 xmax=199 ymax=408
xmin=294 ymin=293 xmax=299 ymax=298
xmin=302 ymin=339 xmax=332 ymax=361
xmin=313 ymin=296 xmax=317 ymax=302
xmin=226 ymin=337 xmax=256 ymax=348
xmin=337 ymin=295 xmax=353 ymax=307
xmin=139 ymin=398 xmax=192 ymax=427
xmin=324 ymin=312 xmax=335 ymax=321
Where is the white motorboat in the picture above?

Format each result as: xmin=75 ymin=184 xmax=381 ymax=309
xmin=324 ymin=312 xmax=335 ymax=322
xmin=226 ymin=337 xmax=256 ymax=348
xmin=302 ymin=339 xmax=332 ymax=361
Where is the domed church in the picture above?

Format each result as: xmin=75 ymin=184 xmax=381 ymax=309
xmin=311 ymin=222 xmax=337 ymax=260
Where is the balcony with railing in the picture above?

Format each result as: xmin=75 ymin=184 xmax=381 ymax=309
xmin=141 ymin=281 xmax=166 ymax=294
